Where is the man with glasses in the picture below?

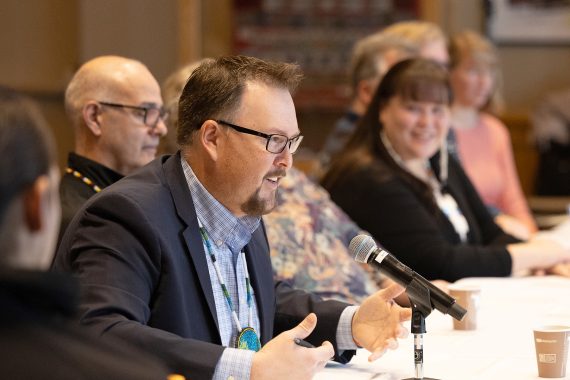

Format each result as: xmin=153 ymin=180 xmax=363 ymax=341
xmin=59 ymin=55 xmax=168 ymax=239
xmin=54 ymin=56 xmax=411 ymax=380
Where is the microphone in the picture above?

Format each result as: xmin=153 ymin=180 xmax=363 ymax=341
xmin=350 ymin=234 xmax=466 ymax=321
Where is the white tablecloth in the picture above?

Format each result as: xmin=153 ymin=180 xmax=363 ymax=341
xmin=315 ymin=276 xmax=570 ymax=380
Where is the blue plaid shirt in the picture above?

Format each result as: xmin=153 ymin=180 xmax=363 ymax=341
xmin=182 ymin=158 xmax=259 ymax=379
xmin=182 ymin=158 xmax=358 ymax=380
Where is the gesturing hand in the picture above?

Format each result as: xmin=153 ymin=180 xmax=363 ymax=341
xmin=352 ymin=283 xmax=412 ymax=362
xmin=546 ymin=261 xmax=570 ymax=277
xmin=251 ymin=313 xmax=334 ymax=380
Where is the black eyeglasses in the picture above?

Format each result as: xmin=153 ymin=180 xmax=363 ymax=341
xmin=216 ymin=120 xmax=304 ymax=154
xmin=98 ymin=101 xmax=169 ymax=127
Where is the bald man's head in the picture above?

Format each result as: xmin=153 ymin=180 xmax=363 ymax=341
xmin=64 ymin=55 xmax=167 ymax=175
xmin=65 ymin=56 xmax=152 ymax=128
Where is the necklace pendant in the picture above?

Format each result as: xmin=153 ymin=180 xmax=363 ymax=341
xmin=235 ymin=327 xmax=261 ymax=352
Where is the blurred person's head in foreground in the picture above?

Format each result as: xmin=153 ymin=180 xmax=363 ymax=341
xmin=0 ymin=86 xmax=59 ymax=270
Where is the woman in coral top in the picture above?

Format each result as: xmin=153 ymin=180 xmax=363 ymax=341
xmin=449 ymin=30 xmax=537 ymax=240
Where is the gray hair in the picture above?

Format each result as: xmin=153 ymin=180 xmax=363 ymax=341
xmin=349 ymin=32 xmax=416 ymax=94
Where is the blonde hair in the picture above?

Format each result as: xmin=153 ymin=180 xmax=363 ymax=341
xmin=382 ymin=21 xmax=446 ymax=50
xmin=449 ymin=30 xmax=504 ymax=114
xmin=160 ymin=59 xmax=211 ymax=154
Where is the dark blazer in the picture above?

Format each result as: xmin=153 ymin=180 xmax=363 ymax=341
xmin=54 ymin=153 xmax=353 ymax=380
xmin=326 ymin=155 xmax=519 ymax=282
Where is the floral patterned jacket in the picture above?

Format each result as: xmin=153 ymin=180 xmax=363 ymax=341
xmin=264 ymin=167 xmax=381 ymax=304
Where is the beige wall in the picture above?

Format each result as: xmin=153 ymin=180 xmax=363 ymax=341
xmin=0 ymin=0 xmax=183 ymax=169
xmin=202 ymin=0 xmax=232 ymax=57
xmin=0 ymin=0 xmax=78 ymax=93
xmin=78 ymin=0 xmax=178 ymax=83
xmin=499 ymin=47 xmax=570 ymax=114
xmin=1 ymin=1 xmax=78 ymax=169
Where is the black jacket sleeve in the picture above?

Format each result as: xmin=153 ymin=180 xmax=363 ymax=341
xmin=274 ymin=281 xmax=355 ymax=363
xmin=327 ymin=160 xmax=516 ymax=282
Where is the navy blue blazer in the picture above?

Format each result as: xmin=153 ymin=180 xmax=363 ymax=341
xmin=54 ymin=153 xmax=353 ymax=380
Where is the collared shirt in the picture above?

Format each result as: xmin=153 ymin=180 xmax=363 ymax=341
xmin=181 ymin=157 xmax=358 ymax=380
xmin=181 ymin=158 xmax=258 ymax=380
xmin=182 ymin=158 xmax=261 ymax=346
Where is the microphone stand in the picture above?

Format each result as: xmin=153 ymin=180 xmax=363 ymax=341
xmin=402 ymin=277 xmax=439 ymax=380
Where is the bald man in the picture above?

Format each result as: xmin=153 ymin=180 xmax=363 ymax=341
xmin=60 ymin=55 xmax=168 ymax=238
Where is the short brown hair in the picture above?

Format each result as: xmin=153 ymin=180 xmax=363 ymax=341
xmin=177 ymin=55 xmax=303 ymax=146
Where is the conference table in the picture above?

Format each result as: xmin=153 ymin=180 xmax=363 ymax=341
xmin=315 ymin=276 xmax=570 ymax=380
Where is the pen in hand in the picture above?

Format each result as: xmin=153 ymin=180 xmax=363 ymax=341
xmin=295 ymin=337 xmax=336 ymax=361
xmin=294 ymin=338 xmax=316 ymax=348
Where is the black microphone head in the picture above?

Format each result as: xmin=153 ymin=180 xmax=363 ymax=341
xmin=350 ymin=234 xmax=377 ymax=264
xmin=448 ymin=300 xmax=468 ymax=321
